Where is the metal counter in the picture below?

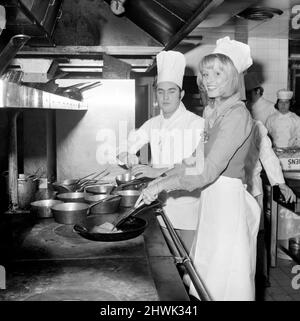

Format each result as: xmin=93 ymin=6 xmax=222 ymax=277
xmin=0 ymin=209 xmax=189 ymax=301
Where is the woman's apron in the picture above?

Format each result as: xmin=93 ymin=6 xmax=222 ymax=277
xmin=188 ymin=176 xmax=260 ymax=301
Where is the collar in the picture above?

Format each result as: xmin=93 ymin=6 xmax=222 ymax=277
xmin=204 ymin=92 xmax=241 ymax=127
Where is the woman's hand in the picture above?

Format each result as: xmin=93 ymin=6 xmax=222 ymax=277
xmin=131 ymin=165 xmax=164 ymax=178
xmin=278 ymin=183 xmax=296 ymax=203
xmin=135 ymin=183 xmax=160 ymax=206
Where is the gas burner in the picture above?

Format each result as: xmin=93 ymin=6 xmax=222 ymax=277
xmin=54 ymin=224 xmax=90 ymax=244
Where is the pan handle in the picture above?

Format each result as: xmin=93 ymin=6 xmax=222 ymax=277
xmin=86 ymin=195 xmax=121 ymax=215
xmin=73 ymin=224 xmax=88 ymax=234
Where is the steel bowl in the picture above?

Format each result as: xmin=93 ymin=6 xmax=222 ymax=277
xmin=84 ymin=184 xmax=115 ymax=195
xmin=52 ymin=179 xmax=78 ymax=193
xmin=56 ymin=192 xmax=86 ymax=203
xmin=114 ymin=190 xmax=141 ymax=207
xmin=30 ymin=199 xmax=63 ymax=218
xmin=115 ymin=173 xmax=135 ymax=186
xmin=51 ymin=202 xmax=90 ymax=225
xmin=84 ymin=194 xmax=121 ymax=214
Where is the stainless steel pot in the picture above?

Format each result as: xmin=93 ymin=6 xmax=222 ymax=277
xmin=84 ymin=194 xmax=121 ymax=214
xmin=289 ymin=236 xmax=300 ymax=251
xmin=115 ymin=173 xmax=135 ymax=186
xmin=52 ymin=179 xmax=78 ymax=193
xmin=114 ymin=190 xmax=141 ymax=207
xmin=52 ymin=196 xmax=118 ymax=224
xmin=84 ymin=184 xmax=115 ymax=195
xmin=52 ymin=202 xmax=89 ymax=225
xmin=30 ymin=199 xmax=63 ymax=218
xmin=56 ymin=192 xmax=85 ymax=203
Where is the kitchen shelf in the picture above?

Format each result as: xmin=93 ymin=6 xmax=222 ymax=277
xmin=0 ymin=80 xmax=88 ymax=110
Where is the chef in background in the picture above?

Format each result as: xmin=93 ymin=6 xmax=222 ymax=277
xmin=245 ymin=119 xmax=296 ymax=293
xmin=244 ymin=72 xmax=276 ymax=125
xmin=118 ymin=50 xmax=205 ymax=252
xmin=266 ymin=89 xmax=300 ymax=148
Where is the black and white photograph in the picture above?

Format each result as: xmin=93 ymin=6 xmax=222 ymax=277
xmin=0 ymin=0 xmax=300 ymax=311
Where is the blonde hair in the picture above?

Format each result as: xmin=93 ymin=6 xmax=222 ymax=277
xmin=198 ymin=53 xmax=239 ymax=98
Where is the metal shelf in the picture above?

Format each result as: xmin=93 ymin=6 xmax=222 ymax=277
xmin=0 ymin=80 xmax=88 ymax=110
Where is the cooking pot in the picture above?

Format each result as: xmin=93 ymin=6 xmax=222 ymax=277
xmin=84 ymin=194 xmax=121 ymax=214
xmin=113 ymin=190 xmax=141 ymax=207
xmin=52 ymin=179 xmax=78 ymax=193
xmin=51 ymin=196 xmax=117 ymax=224
xmin=30 ymin=199 xmax=63 ymax=218
xmin=56 ymin=192 xmax=86 ymax=203
xmin=17 ymin=176 xmax=38 ymax=209
xmin=115 ymin=173 xmax=136 ymax=186
xmin=84 ymin=184 xmax=115 ymax=195
xmin=289 ymin=236 xmax=300 ymax=251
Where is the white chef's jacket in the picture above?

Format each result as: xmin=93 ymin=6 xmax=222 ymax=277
xmin=251 ymin=96 xmax=276 ymax=125
xmin=245 ymin=120 xmax=285 ymax=199
xmin=265 ymin=111 xmax=300 ymax=148
xmin=127 ymin=102 xmax=205 ymax=230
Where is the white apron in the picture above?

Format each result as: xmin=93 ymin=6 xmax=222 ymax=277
xmin=189 ymin=176 xmax=260 ymax=301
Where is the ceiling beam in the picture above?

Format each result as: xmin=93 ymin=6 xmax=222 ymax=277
xmin=16 ymin=46 xmax=163 ymax=58
xmin=146 ymin=0 xmax=223 ymax=72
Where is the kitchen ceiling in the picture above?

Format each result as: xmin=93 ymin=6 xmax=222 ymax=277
xmin=1 ymin=0 xmax=295 ymax=77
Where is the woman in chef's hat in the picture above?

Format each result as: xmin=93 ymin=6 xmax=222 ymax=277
xmin=136 ymin=36 xmax=261 ymax=301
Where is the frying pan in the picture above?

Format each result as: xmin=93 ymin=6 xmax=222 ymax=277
xmin=73 ymin=216 xmax=148 ymax=242
xmin=73 ymin=200 xmax=162 ymax=242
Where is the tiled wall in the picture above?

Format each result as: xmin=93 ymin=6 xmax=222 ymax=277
xmin=247 ymin=37 xmax=289 ymax=103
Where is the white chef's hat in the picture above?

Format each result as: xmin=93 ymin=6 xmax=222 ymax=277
xmin=244 ymin=72 xmax=262 ymax=91
xmin=277 ymin=89 xmax=293 ymax=100
xmin=156 ymin=50 xmax=186 ymax=89
xmin=213 ymin=36 xmax=253 ymax=73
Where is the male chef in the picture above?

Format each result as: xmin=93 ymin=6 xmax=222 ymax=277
xmin=118 ymin=50 xmax=204 ymax=251
xmin=244 ymin=72 xmax=276 ymax=125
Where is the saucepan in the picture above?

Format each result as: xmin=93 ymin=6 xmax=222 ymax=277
xmin=52 ymin=179 xmax=78 ymax=193
xmin=56 ymin=192 xmax=86 ymax=203
xmin=52 ymin=195 xmax=118 ymax=224
xmin=113 ymin=190 xmax=141 ymax=207
xmin=84 ymin=193 xmax=121 ymax=214
xmin=115 ymin=174 xmax=154 ymax=191
xmin=84 ymin=184 xmax=115 ymax=195
xmin=30 ymin=199 xmax=63 ymax=218
xmin=115 ymin=173 xmax=136 ymax=186
xmin=73 ymin=200 xmax=162 ymax=242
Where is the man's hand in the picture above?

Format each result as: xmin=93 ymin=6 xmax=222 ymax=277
xmin=117 ymin=152 xmax=139 ymax=168
xmin=135 ymin=183 xmax=160 ymax=206
xmin=131 ymin=165 xmax=165 ymax=179
xmin=278 ymin=183 xmax=296 ymax=203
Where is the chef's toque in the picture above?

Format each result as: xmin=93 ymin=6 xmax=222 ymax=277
xmin=156 ymin=51 xmax=186 ymax=89
xmin=213 ymin=36 xmax=253 ymax=73
xmin=277 ymin=89 xmax=293 ymax=100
